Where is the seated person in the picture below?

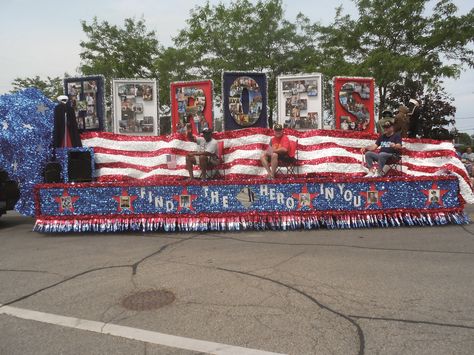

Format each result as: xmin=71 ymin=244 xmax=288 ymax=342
xmin=260 ymin=124 xmax=291 ymax=178
xmin=361 ymin=120 xmax=402 ymax=177
xmin=185 ymin=127 xmax=218 ymax=179
xmin=461 ymin=146 xmax=474 ymax=176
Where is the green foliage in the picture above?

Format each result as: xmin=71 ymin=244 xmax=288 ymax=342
xmin=386 ymin=78 xmax=456 ymax=139
xmin=10 ymin=75 xmax=64 ymax=101
xmin=11 ymin=0 xmax=473 ymax=138
xmin=79 ymin=17 xmax=161 ymax=94
xmin=172 ymin=0 xmax=314 ymax=117
xmin=457 ymin=132 xmax=472 ymax=147
xmin=153 ymin=46 xmax=195 ymax=106
xmin=317 ymin=0 xmax=474 ymax=112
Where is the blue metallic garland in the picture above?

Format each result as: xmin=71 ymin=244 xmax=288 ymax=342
xmin=0 ymin=88 xmax=55 ymax=216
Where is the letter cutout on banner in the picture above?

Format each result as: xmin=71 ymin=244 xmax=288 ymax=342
xmin=171 ymin=80 xmax=213 ymax=134
xmin=222 ymin=72 xmax=267 ymax=131
xmin=228 ymin=76 xmax=262 ymax=127
xmin=64 ymin=75 xmax=105 ymax=132
xmin=277 ymin=74 xmax=323 ymax=130
xmin=334 ymin=77 xmax=375 ymax=133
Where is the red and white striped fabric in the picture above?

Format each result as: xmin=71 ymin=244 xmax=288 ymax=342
xmin=81 ymin=128 xmax=474 ymax=203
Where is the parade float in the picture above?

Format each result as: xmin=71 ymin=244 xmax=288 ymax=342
xmin=0 ymin=73 xmax=471 ymax=233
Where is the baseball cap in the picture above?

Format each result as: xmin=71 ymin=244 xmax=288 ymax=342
xmin=274 ymin=124 xmax=283 ymax=131
xmin=202 ymin=127 xmax=213 ymax=134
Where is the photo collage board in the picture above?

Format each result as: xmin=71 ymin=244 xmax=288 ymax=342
xmin=276 ymin=74 xmax=323 ymax=130
xmin=64 ymin=75 xmax=105 ymax=132
xmin=222 ymin=71 xmax=268 ymax=131
xmin=112 ymin=79 xmax=159 ymax=135
xmin=334 ymin=76 xmax=375 ymax=133
xmin=170 ymin=80 xmax=213 ymax=134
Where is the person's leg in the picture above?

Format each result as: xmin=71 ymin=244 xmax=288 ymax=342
xmin=198 ymin=155 xmax=208 ymax=178
xmin=260 ymin=152 xmax=272 ymax=176
xmin=365 ymin=151 xmax=378 ymax=169
xmin=186 ymin=154 xmax=196 ymax=179
xmin=270 ymin=152 xmax=279 ymax=178
xmin=377 ymin=152 xmax=394 ymax=175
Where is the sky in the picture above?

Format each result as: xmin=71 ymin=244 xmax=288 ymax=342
xmin=0 ymin=0 xmax=473 ymax=132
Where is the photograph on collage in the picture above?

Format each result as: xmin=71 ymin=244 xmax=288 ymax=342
xmin=338 ymin=82 xmax=370 ymax=131
xmin=229 ymin=76 xmax=262 ymax=127
xmin=113 ymin=80 xmax=157 ymax=135
xmin=175 ymin=86 xmax=207 ymax=133
xmin=64 ymin=76 xmax=104 ymax=132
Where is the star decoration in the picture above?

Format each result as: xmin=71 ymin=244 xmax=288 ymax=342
xmin=22 ymin=123 xmax=33 ymax=130
xmin=422 ymin=183 xmax=448 ymax=207
xmin=173 ymin=187 xmax=198 ymax=212
xmin=113 ymin=189 xmax=138 ymax=212
xmin=292 ymin=184 xmax=318 ymax=210
xmin=54 ymin=189 xmax=79 ymax=213
xmin=360 ymin=183 xmax=386 ymax=208
xmin=36 ymin=104 xmax=48 ymax=114
xmin=2 ymin=121 xmax=8 ymax=130
xmin=12 ymin=161 xmax=18 ymax=172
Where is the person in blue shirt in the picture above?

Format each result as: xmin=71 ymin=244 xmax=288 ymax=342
xmin=361 ymin=120 xmax=402 ymax=177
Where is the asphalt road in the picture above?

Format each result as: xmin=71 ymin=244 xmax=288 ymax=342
xmin=1 ymin=208 xmax=474 ymax=355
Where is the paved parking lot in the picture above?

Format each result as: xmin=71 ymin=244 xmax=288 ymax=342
xmin=1 ymin=209 xmax=474 ymax=354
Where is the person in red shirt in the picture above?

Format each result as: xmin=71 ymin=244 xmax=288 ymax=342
xmin=260 ymin=124 xmax=291 ymax=178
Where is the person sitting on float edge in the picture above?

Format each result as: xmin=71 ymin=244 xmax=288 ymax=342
xmin=361 ymin=120 xmax=402 ymax=177
xmin=185 ymin=127 xmax=218 ymax=179
xmin=260 ymin=123 xmax=291 ymax=179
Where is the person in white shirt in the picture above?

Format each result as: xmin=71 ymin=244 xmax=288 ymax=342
xmin=186 ymin=127 xmax=218 ymax=179
xmin=461 ymin=146 xmax=474 ymax=176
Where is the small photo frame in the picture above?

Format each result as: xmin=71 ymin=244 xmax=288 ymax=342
xmin=429 ymin=189 xmax=440 ymax=203
xmin=367 ymin=191 xmax=378 ymax=204
xmin=180 ymin=195 xmax=190 ymax=208
xmin=120 ymin=196 xmax=131 ymax=209
xmin=299 ymin=193 xmax=311 ymax=207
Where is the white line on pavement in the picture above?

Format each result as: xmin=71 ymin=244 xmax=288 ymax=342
xmin=0 ymin=305 xmax=286 ymax=355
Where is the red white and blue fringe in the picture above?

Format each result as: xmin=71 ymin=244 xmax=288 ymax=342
xmin=34 ymin=211 xmax=469 ymax=233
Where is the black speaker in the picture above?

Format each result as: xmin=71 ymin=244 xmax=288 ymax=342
xmin=43 ymin=162 xmax=62 ymax=183
xmin=0 ymin=169 xmax=8 ymax=182
xmin=68 ymin=151 xmax=92 ymax=182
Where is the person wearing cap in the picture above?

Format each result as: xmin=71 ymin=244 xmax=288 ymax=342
xmin=52 ymin=95 xmax=82 ymax=148
xmin=260 ymin=124 xmax=291 ymax=179
xmin=377 ymin=110 xmax=394 ymax=133
xmin=361 ymin=120 xmax=402 ymax=177
xmin=185 ymin=127 xmax=218 ymax=179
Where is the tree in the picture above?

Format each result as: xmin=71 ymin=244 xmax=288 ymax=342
xmin=79 ymin=17 xmax=161 ymax=90
xmin=386 ymin=78 xmax=456 ymax=139
xmin=457 ymin=132 xmax=471 ymax=147
xmin=317 ymin=0 xmax=474 ymax=117
xmin=10 ymin=75 xmax=63 ymax=101
xmin=172 ymin=0 xmax=314 ymax=122
xmin=153 ymin=46 xmax=195 ymax=107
